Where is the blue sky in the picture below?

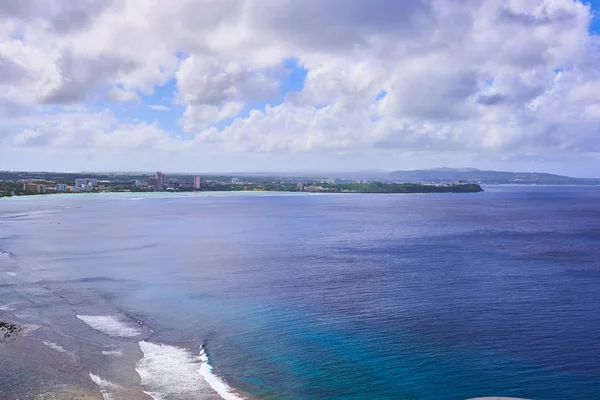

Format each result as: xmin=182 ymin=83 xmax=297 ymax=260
xmin=591 ymin=0 xmax=600 ymax=32
xmin=135 ymin=2 xmax=600 ymax=140
xmin=116 ymin=57 xmax=309 ymax=134
xmin=1 ymin=0 xmax=600 ymax=176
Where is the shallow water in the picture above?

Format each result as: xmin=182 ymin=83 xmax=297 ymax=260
xmin=1 ymin=187 xmax=600 ymax=399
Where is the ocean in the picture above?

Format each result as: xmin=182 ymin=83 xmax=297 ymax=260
xmin=1 ymin=186 xmax=599 ymax=399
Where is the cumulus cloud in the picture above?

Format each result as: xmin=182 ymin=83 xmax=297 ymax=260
xmin=10 ymin=108 xmax=184 ymax=151
xmin=109 ymin=86 xmax=139 ymax=102
xmin=148 ymin=105 xmax=170 ymax=111
xmin=0 ymin=0 xmax=599 ymax=173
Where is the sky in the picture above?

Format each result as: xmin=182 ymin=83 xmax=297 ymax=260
xmin=1 ymin=0 xmax=600 ymax=176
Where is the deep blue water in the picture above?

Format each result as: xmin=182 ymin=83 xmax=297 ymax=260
xmin=1 ymin=186 xmax=600 ymax=399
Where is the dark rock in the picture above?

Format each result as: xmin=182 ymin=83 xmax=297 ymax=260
xmin=0 ymin=320 xmax=23 ymax=342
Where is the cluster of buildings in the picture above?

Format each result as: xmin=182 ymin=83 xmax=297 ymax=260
xmin=22 ymin=182 xmax=49 ymax=194
xmin=135 ymin=172 xmax=202 ymax=191
xmin=17 ymin=171 xmax=377 ymax=196
xmin=23 ymin=179 xmax=98 ymax=194
xmin=302 ymin=185 xmax=335 ymax=192
xmin=20 ymin=171 xmax=205 ymax=195
xmin=20 ymin=171 xmax=204 ymax=194
xmin=70 ymin=178 xmax=98 ymax=192
xmin=135 ymin=172 xmax=166 ymax=188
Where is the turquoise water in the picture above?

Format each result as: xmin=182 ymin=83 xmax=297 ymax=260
xmin=1 ymin=186 xmax=600 ymax=399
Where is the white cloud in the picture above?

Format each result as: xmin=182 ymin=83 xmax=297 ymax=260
xmin=148 ymin=105 xmax=170 ymax=111
xmin=585 ymin=104 xmax=600 ymax=119
xmin=182 ymin=101 xmax=244 ymax=131
xmin=0 ymin=0 xmax=599 ymax=174
xmin=109 ymin=87 xmax=140 ymax=102
xmin=568 ymin=81 xmax=600 ymax=103
xmin=9 ymin=108 xmax=189 ymax=153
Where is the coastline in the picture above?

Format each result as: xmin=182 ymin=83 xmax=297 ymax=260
xmin=0 ymin=321 xmax=104 ymax=399
xmin=0 ymin=324 xmax=529 ymax=400
xmin=0 ymin=324 xmax=523 ymax=400
xmin=1 ymin=301 xmax=249 ymax=400
xmin=0 ymin=317 xmax=241 ymax=399
xmin=1 ymin=184 xmax=483 ymax=200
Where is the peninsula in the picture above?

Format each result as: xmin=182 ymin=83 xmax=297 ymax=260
xmin=0 ymin=171 xmax=483 ymax=197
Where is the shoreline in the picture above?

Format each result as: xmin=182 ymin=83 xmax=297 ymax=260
xmin=1 ymin=185 xmax=484 ymax=199
xmin=0 ymin=310 xmax=248 ymax=400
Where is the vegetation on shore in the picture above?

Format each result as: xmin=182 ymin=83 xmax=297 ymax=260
xmin=1 ymin=171 xmax=482 ymax=197
xmin=314 ymin=182 xmax=483 ymax=193
xmin=2 ymin=180 xmax=482 ymax=197
xmin=0 ymin=181 xmax=27 ymax=197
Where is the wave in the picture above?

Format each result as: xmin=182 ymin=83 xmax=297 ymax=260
xmin=43 ymin=340 xmax=68 ymax=353
xmin=0 ymin=302 xmax=17 ymax=311
xmin=22 ymin=323 xmax=40 ymax=336
xmin=136 ymin=341 xmax=245 ymax=400
xmin=466 ymin=398 xmax=529 ymax=400
xmin=6 ymin=271 xmax=17 ymax=277
xmin=199 ymin=345 xmax=245 ymax=400
xmin=89 ymin=373 xmax=121 ymax=400
xmin=0 ymin=249 xmax=15 ymax=259
xmin=0 ymin=209 xmax=58 ymax=220
xmin=77 ymin=315 xmax=142 ymax=337
xmin=76 ymin=276 xmax=131 ymax=283
xmin=43 ymin=340 xmax=78 ymax=361
xmin=102 ymin=349 xmax=123 ymax=356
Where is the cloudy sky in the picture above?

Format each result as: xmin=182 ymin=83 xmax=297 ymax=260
xmin=1 ymin=0 xmax=600 ymax=176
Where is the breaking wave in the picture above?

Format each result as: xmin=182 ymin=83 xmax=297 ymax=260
xmin=199 ymin=345 xmax=245 ymax=400
xmin=0 ymin=302 xmax=17 ymax=311
xmin=89 ymin=373 xmax=120 ymax=400
xmin=136 ymin=341 xmax=244 ymax=400
xmin=0 ymin=249 xmax=15 ymax=259
xmin=101 ymin=349 xmax=123 ymax=356
xmin=77 ymin=315 xmax=141 ymax=337
xmin=43 ymin=340 xmax=68 ymax=353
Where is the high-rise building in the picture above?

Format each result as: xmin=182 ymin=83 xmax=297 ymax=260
xmin=194 ymin=176 xmax=201 ymax=190
xmin=23 ymin=183 xmax=40 ymax=193
xmin=22 ymin=183 xmax=47 ymax=194
xmin=56 ymin=183 xmax=67 ymax=192
xmin=75 ymin=178 xmax=97 ymax=187
xmin=156 ymin=171 xmax=166 ymax=187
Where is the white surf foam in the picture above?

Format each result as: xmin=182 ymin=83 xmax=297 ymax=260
xmin=0 ymin=250 xmax=14 ymax=259
xmin=6 ymin=272 xmax=17 ymax=277
xmin=136 ymin=341 xmax=244 ymax=400
xmin=89 ymin=373 xmax=121 ymax=400
xmin=22 ymin=323 xmax=40 ymax=336
xmin=102 ymin=350 xmax=123 ymax=356
xmin=43 ymin=341 xmax=68 ymax=353
xmin=77 ymin=315 xmax=141 ymax=337
xmin=199 ymin=345 xmax=245 ymax=400
xmin=0 ymin=302 xmax=17 ymax=311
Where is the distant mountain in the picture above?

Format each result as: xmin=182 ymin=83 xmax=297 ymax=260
xmin=388 ymin=168 xmax=600 ymax=185
xmin=421 ymin=167 xmax=481 ymax=173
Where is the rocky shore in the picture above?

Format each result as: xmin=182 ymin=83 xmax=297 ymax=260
xmin=0 ymin=319 xmax=22 ymax=342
